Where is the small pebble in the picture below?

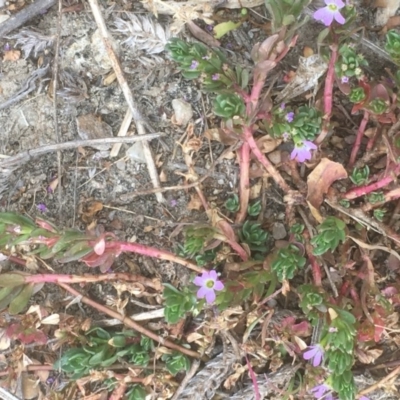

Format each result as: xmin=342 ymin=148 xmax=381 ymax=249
xmin=272 ymin=222 xmax=287 ymax=240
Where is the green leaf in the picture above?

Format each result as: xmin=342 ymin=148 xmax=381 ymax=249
xmin=0 ymin=273 xmax=26 ymax=287
xmin=8 ymin=283 xmax=34 ymax=314
xmin=213 ymin=21 xmax=242 ymax=39
xmin=0 ymin=285 xmax=24 ymax=310
xmin=0 ymin=212 xmax=36 ymax=229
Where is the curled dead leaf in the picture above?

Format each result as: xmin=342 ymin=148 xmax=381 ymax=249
xmin=307 ymin=158 xmax=348 ymax=209
xmin=255 ymin=135 xmax=281 ymax=154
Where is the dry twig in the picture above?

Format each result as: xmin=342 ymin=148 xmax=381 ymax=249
xmin=87 ymin=0 xmax=164 ymax=202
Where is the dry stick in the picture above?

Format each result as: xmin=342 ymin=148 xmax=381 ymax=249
xmin=57 ymin=282 xmax=203 ymax=360
xmin=358 ymin=365 xmax=400 ymax=397
xmin=87 ymin=0 xmax=163 ymax=203
xmin=0 ymin=0 xmax=56 ymax=37
xmin=53 ymin=0 xmax=63 ymax=220
xmin=348 ymin=110 xmax=370 ymax=168
xmin=24 ymin=273 xmax=161 ymax=290
xmin=110 ymin=109 xmax=132 ymax=158
xmin=0 ymin=134 xmax=162 ymax=168
xmin=170 ymin=359 xmax=201 ymax=400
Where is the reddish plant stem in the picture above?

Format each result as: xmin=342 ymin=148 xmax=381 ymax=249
xmin=362 ymin=187 xmax=400 ymax=212
xmin=245 ymin=354 xmax=261 ymax=400
xmin=57 ymin=282 xmax=203 ymax=360
xmin=24 ymin=273 xmax=160 ymax=289
xmin=245 ymin=130 xmax=290 ymax=193
xmin=236 ymin=141 xmax=251 ymax=223
xmin=114 ymin=242 xmax=205 ymax=274
xmin=308 ymin=251 xmax=322 ymax=287
xmin=343 ymin=163 xmax=400 ymax=200
xmin=109 ymin=382 xmax=128 ymax=400
xmin=316 ymin=44 xmax=338 ymax=145
xmin=348 ymin=111 xmax=370 ymax=168
xmin=0 ymin=364 xmax=53 ymax=377
xmin=366 ymin=127 xmax=379 ymax=152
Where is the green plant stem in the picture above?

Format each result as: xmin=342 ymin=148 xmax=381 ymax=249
xmin=57 ymin=282 xmax=204 ymax=360
xmin=236 ymin=141 xmax=251 ymax=223
xmin=316 ymin=44 xmax=338 ymax=145
xmin=24 ymin=273 xmax=161 ymax=290
xmin=348 ymin=110 xmax=369 ymax=168
xmin=245 ymin=129 xmax=290 ymax=193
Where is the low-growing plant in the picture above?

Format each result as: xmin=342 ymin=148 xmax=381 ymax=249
xmin=311 ymin=217 xmax=346 ymax=256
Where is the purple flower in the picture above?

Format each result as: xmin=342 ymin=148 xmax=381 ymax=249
xmin=313 ymin=0 xmax=345 ymax=26
xmin=282 ymin=132 xmax=290 ymax=141
xmin=303 ymin=344 xmax=324 ymax=367
xmin=310 ymin=383 xmax=330 ymax=399
xmin=286 ymin=111 xmax=294 ymax=123
xmin=280 ymin=103 xmax=286 ymax=110
xmin=359 ymin=397 xmax=370 ymax=400
xmin=190 ymin=60 xmax=199 ymax=70
xmin=212 ymin=74 xmax=220 ymax=81
xmin=341 ymin=76 xmax=349 ymax=83
xmin=193 ymin=270 xmax=224 ymax=304
xmin=37 ymin=203 xmax=48 ymax=213
xmin=291 ymin=140 xmax=317 ymax=162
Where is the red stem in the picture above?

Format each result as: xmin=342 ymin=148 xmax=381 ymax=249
xmin=348 ymin=111 xmax=370 ymax=168
xmin=236 ymin=141 xmax=251 ymax=223
xmin=342 ymin=163 xmax=400 ymax=200
xmin=245 ymin=130 xmax=290 ymax=193
xmin=316 ymin=44 xmax=338 ymax=145
xmin=113 ymin=242 xmax=205 ymax=274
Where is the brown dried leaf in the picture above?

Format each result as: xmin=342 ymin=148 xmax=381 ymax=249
xmin=223 ymin=363 xmax=247 ymax=389
xmin=82 ymin=201 xmax=103 ymax=219
xmin=187 ymin=193 xmax=203 ymax=210
xmin=22 ymin=374 xmax=39 ymax=399
xmin=3 ymin=50 xmax=21 ymax=61
xmin=355 ymin=347 xmax=383 ymax=364
xmin=307 ymin=158 xmax=348 ymax=209
xmin=204 ymin=128 xmax=237 ymax=145
xmin=255 ymin=135 xmax=281 ymax=154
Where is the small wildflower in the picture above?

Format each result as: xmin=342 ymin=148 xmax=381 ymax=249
xmin=190 ymin=60 xmax=199 ymax=70
xmin=193 ymin=270 xmax=224 ymax=304
xmin=13 ymin=226 xmax=21 ymax=234
xmin=341 ymin=64 xmax=348 ymax=71
xmin=313 ymin=0 xmax=345 ymax=26
xmin=282 ymin=132 xmax=290 ymax=141
xmin=359 ymin=397 xmax=370 ymax=400
xmin=280 ymin=103 xmax=286 ymax=110
xmin=212 ymin=73 xmax=220 ymax=81
xmin=355 ymin=67 xmax=362 ymax=76
xmin=170 ymin=199 xmax=178 ymax=207
xmin=47 ymin=186 xmax=53 ymax=193
xmin=4 ymin=43 xmax=10 ymax=51
xmin=303 ymin=344 xmax=324 ymax=367
xmin=329 ymin=326 xmax=338 ymax=333
xmin=310 ymin=383 xmax=330 ymax=399
xmin=291 ymin=140 xmax=317 ymax=163
xmin=0 ymin=253 xmax=7 ymax=262
xmin=286 ymin=111 xmax=294 ymax=123
xmin=341 ymin=76 xmax=349 ymax=83
xmin=37 ymin=203 xmax=48 ymax=213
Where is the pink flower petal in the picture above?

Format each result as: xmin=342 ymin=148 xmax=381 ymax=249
xmin=214 ymin=281 xmax=224 ymax=291
xmin=197 ymin=286 xmax=208 ymax=299
xmin=313 ymin=7 xmax=335 ymax=26
xmin=303 ymin=346 xmax=318 ymax=360
xmin=194 ymin=276 xmax=205 ymax=286
xmin=208 ymin=270 xmax=218 ymax=280
xmin=334 ymin=11 xmax=345 ymax=24
xmin=205 ymin=290 xmax=216 ymax=303
xmin=330 ymin=0 xmax=345 ymax=8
